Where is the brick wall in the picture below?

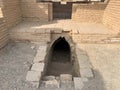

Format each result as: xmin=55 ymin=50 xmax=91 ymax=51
xmin=21 ymin=0 xmax=52 ymax=21
xmin=2 ymin=0 xmax=22 ymax=28
xmin=103 ymin=0 xmax=120 ymax=32
xmin=0 ymin=7 xmax=8 ymax=49
xmin=72 ymin=3 xmax=106 ymax=23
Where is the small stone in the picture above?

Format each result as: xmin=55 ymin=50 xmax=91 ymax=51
xmin=31 ymin=63 xmax=44 ymax=72
xmin=74 ymin=77 xmax=84 ymax=90
xmin=26 ymin=71 xmax=41 ymax=82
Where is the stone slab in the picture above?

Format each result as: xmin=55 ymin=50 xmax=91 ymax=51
xmin=74 ymin=77 xmax=84 ymax=90
xmin=60 ymin=74 xmax=73 ymax=88
xmin=31 ymin=63 xmax=44 ymax=72
xmin=26 ymin=71 xmax=41 ymax=82
xmin=80 ymin=68 xmax=94 ymax=78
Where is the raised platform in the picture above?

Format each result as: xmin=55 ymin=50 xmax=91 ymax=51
xmin=9 ymin=20 xmax=120 ymax=43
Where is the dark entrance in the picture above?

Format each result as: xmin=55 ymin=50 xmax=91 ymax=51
xmin=46 ymin=37 xmax=74 ymax=76
xmin=53 ymin=2 xmax=72 ymax=19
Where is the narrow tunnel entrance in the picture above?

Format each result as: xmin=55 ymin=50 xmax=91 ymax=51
xmin=46 ymin=37 xmax=74 ymax=76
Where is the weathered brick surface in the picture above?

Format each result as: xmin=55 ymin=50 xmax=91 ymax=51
xmin=103 ymin=0 xmax=120 ymax=32
xmin=0 ymin=7 xmax=8 ymax=49
xmin=2 ymin=0 xmax=22 ymax=28
xmin=21 ymin=0 xmax=52 ymax=21
xmin=72 ymin=3 xmax=106 ymax=23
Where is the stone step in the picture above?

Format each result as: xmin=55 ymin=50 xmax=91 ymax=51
xmin=60 ymin=74 xmax=73 ymax=89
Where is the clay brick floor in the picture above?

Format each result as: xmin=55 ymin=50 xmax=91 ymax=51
xmin=10 ymin=20 xmax=118 ymax=34
xmin=0 ymin=42 xmax=120 ymax=90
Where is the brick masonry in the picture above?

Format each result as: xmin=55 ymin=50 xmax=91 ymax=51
xmin=0 ymin=18 xmax=8 ymax=49
xmin=103 ymin=0 xmax=120 ymax=32
xmin=0 ymin=0 xmax=120 ymax=49
xmin=72 ymin=3 xmax=106 ymax=23
xmin=2 ymin=0 xmax=22 ymax=28
xmin=0 ymin=5 xmax=8 ymax=49
xmin=21 ymin=0 xmax=52 ymax=21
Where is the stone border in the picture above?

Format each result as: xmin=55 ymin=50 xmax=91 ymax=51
xmin=26 ymin=44 xmax=47 ymax=88
xmin=75 ymin=44 xmax=94 ymax=78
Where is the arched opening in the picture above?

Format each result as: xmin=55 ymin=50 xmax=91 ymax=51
xmin=52 ymin=37 xmax=70 ymax=62
xmin=46 ymin=37 xmax=73 ymax=76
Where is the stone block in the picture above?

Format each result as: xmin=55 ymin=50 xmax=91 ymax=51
xmin=44 ymin=80 xmax=60 ymax=88
xmin=80 ymin=68 xmax=94 ymax=78
xmin=43 ymin=76 xmax=56 ymax=81
xmin=31 ymin=63 xmax=44 ymax=72
xmin=60 ymin=74 xmax=73 ymax=88
xmin=26 ymin=71 xmax=41 ymax=82
xmin=74 ymin=77 xmax=84 ymax=90
xmin=60 ymin=74 xmax=72 ymax=81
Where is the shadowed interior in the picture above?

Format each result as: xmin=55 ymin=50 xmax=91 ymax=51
xmin=46 ymin=37 xmax=75 ymax=76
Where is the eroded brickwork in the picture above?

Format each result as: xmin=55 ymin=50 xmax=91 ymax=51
xmin=103 ymin=0 xmax=120 ymax=32
xmin=21 ymin=0 xmax=51 ymax=21
xmin=2 ymin=0 xmax=22 ymax=28
xmin=0 ymin=3 xmax=8 ymax=49
xmin=72 ymin=3 xmax=106 ymax=23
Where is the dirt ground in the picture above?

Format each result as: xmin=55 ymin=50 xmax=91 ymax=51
xmin=0 ymin=42 xmax=38 ymax=90
xmin=0 ymin=42 xmax=120 ymax=90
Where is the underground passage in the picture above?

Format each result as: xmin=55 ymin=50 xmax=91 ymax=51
xmin=46 ymin=37 xmax=75 ymax=76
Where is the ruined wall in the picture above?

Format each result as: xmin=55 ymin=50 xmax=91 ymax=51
xmin=103 ymin=0 xmax=120 ymax=32
xmin=21 ymin=0 xmax=52 ymax=21
xmin=2 ymin=0 xmax=22 ymax=28
xmin=72 ymin=3 xmax=106 ymax=23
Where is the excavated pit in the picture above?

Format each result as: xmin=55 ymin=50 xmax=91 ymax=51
xmin=46 ymin=37 xmax=75 ymax=76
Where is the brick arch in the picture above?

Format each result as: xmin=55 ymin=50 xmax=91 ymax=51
xmin=50 ymin=36 xmax=73 ymax=50
xmin=49 ymin=35 xmax=75 ymax=62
